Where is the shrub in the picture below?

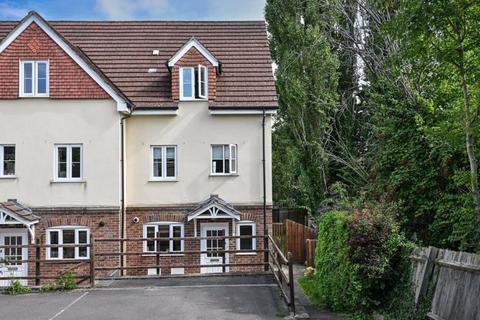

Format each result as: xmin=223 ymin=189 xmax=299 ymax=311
xmin=5 ymin=280 xmax=32 ymax=295
xmin=40 ymin=283 xmax=57 ymax=292
xmin=301 ymin=208 xmax=412 ymax=318
xmin=57 ymin=272 xmax=76 ymax=290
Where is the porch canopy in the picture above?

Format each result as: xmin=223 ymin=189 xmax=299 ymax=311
xmin=188 ymin=195 xmax=241 ymax=237
xmin=0 ymin=200 xmax=39 ymax=242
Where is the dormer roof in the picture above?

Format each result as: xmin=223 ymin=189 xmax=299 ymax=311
xmin=168 ymin=37 xmax=219 ymax=68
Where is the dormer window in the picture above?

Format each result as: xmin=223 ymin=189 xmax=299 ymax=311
xmin=180 ymin=65 xmax=208 ymax=100
xmin=20 ymin=60 xmax=49 ymax=97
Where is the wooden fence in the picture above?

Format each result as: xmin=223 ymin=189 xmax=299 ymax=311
xmin=284 ymin=219 xmax=315 ymax=263
xmin=411 ymin=246 xmax=480 ymax=320
xmin=305 ymin=239 xmax=317 ymax=267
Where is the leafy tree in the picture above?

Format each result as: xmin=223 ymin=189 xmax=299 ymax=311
xmin=266 ymin=0 xmax=340 ymax=212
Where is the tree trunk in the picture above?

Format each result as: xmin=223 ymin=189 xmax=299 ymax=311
xmin=460 ymin=66 xmax=480 ymax=221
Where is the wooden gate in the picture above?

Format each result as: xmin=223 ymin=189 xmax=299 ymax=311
xmin=284 ymin=219 xmax=315 ymax=263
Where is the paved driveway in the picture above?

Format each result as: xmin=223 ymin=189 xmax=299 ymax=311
xmin=0 ymin=275 xmax=289 ymax=320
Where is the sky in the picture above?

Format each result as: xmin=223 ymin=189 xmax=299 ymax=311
xmin=0 ymin=0 xmax=267 ymax=21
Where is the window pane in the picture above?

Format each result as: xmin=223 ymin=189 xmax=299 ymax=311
xmin=37 ymin=62 xmax=47 ymax=94
xmin=224 ymin=145 xmax=230 ymax=173
xmin=153 ymin=147 xmax=162 ymax=177
xmin=200 ymin=66 xmax=207 ymax=97
xmin=158 ymin=225 xmax=169 ymax=252
xmin=78 ymin=231 xmax=88 ymax=257
xmin=146 ymin=226 xmax=156 ymax=252
xmin=166 ymin=147 xmax=175 ymax=177
xmin=71 ymin=147 xmax=81 ymax=162
xmin=212 ymin=145 xmax=223 ymax=159
xmin=49 ymin=231 xmax=59 ymax=258
xmin=72 ymin=163 xmax=81 ymax=178
xmin=57 ymin=147 xmax=67 ymax=178
xmin=71 ymin=147 xmax=81 ymax=178
xmin=3 ymin=146 xmax=15 ymax=175
xmin=23 ymin=63 xmax=33 ymax=94
xmin=63 ymin=230 xmax=75 ymax=259
xmin=38 ymin=62 xmax=47 ymax=78
xmin=172 ymin=226 xmax=182 ymax=252
xmin=24 ymin=78 xmax=33 ymax=94
xmin=182 ymin=68 xmax=193 ymax=97
xmin=239 ymin=225 xmax=253 ymax=250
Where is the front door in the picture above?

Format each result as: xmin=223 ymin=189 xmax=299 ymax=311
xmin=0 ymin=230 xmax=28 ymax=286
xmin=200 ymin=223 xmax=229 ymax=274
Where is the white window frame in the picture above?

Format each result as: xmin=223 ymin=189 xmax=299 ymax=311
xmin=19 ymin=60 xmax=49 ymax=97
xmin=0 ymin=145 xmax=15 ymax=177
xmin=236 ymin=221 xmax=256 ymax=253
xmin=179 ymin=67 xmax=195 ymax=100
xmin=54 ymin=144 xmax=83 ymax=182
xmin=197 ymin=64 xmax=208 ymax=99
xmin=211 ymin=144 xmax=238 ymax=175
xmin=143 ymin=222 xmax=184 ymax=254
xmin=150 ymin=146 xmax=177 ymax=181
xmin=179 ymin=65 xmax=208 ymax=101
xmin=46 ymin=226 xmax=90 ymax=260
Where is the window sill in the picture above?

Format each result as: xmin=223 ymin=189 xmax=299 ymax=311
xmin=179 ymin=98 xmax=208 ymax=102
xmin=50 ymin=180 xmax=86 ymax=184
xmin=142 ymin=253 xmax=185 ymax=257
xmin=209 ymin=174 xmax=239 ymax=177
xmin=19 ymin=95 xmax=50 ymax=98
xmin=0 ymin=175 xmax=17 ymax=179
xmin=235 ymin=252 xmax=257 ymax=256
xmin=148 ymin=178 xmax=178 ymax=182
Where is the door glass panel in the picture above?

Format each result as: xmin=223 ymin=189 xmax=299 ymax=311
xmin=4 ymin=236 xmax=22 ymax=266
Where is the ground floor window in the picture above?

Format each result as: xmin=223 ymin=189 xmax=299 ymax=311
xmin=236 ymin=221 xmax=256 ymax=251
xmin=46 ymin=227 xmax=89 ymax=259
xmin=143 ymin=223 xmax=184 ymax=254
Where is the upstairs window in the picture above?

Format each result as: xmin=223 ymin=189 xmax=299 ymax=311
xmin=211 ymin=144 xmax=237 ymax=175
xmin=20 ymin=61 xmax=49 ymax=97
xmin=151 ymin=146 xmax=177 ymax=180
xmin=54 ymin=144 xmax=83 ymax=181
xmin=180 ymin=65 xmax=208 ymax=100
xmin=0 ymin=145 xmax=15 ymax=177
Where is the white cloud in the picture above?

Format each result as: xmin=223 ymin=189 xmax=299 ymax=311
xmin=207 ymin=0 xmax=265 ymax=20
xmin=0 ymin=3 xmax=28 ymax=19
xmin=95 ymin=0 xmax=170 ymax=20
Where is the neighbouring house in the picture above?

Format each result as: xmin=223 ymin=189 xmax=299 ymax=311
xmin=0 ymin=11 xmax=277 ymax=284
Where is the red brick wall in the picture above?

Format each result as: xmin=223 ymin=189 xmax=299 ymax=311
xmin=0 ymin=22 xmax=109 ymax=99
xmin=125 ymin=206 xmax=272 ymax=276
xmin=171 ymin=47 xmax=217 ymax=101
xmin=27 ymin=208 xmax=120 ymax=286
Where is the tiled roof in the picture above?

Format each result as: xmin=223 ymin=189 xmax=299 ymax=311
xmin=0 ymin=20 xmax=278 ymax=110
xmin=0 ymin=200 xmax=39 ymax=222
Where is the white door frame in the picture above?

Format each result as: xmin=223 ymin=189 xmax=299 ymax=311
xmin=200 ymin=222 xmax=229 ymax=274
xmin=0 ymin=228 xmax=28 ymax=286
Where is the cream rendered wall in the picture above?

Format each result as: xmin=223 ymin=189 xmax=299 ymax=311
xmin=126 ymin=101 xmax=273 ymax=206
xmin=0 ymin=99 xmax=121 ymax=207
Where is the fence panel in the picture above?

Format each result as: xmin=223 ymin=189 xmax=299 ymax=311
xmin=284 ymin=219 xmax=315 ymax=263
xmin=428 ymin=249 xmax=480 ymax=320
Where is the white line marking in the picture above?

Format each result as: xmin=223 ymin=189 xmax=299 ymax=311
xmin=47 ymin=291 xmax=89 ymax=320
xmin=94 ymin=284 xmax=277 ymax=291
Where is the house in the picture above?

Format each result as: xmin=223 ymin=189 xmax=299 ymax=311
xmin=0 ymin=11 xmax=277 ymax=283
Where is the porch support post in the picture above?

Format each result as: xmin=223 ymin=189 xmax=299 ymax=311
xmin=232 ymin=218 xmax=236 ymax=236
xmin=194 ymin=219 xmax=197 ymax=237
